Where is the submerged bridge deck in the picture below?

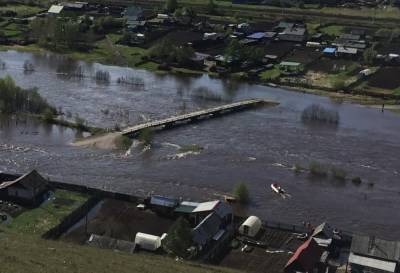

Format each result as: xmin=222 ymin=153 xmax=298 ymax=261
xmin=122 ymin=99 xmax=274 ymax=137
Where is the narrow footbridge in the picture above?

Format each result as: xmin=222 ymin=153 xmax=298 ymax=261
xmin=122 ymin=99 xmax=276 ymax=137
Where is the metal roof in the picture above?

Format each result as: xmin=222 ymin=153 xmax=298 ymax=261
xmin=280 ymin=61 xmax=301 ymax=67
xmin=337 ymin=46 xmax=358 ymax=54
xmin=174 ymin=204 xmax=197 ymax=214
xmin=323 ymin=47 xmax=336 ymax=54
xmin=312 ymin=222 xmax=334 ymax=239
xmin=349 ymin=253 xmax=397 ymax=272
xmin=286 ymin=238 xmax=324 ymax=272
xmin=192 ymin=200 xmax=219 ymax=213
xmin=87 ymin=234 xmax=136 ymax=254
xmin=192 ymin=212 xmax=222 ymax=246
xmin=150 ymin=195 xmax=178 ymax=208
xmin=351 ymin=234 xmax=400 ymax=262
xmin=48 ymin=5 xmax=64 ymax=14
xmin=0 ymin=170 xmax=48 ymax=190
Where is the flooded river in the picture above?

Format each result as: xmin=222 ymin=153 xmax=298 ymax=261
xmin=1 ymin=50 xmax=399 ymax=239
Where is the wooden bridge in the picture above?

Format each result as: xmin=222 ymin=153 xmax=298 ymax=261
xmin=122 ymin=99 xmax=276 ymax=137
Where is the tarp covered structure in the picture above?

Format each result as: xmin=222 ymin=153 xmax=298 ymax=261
xmin=239 ymin=216 xmax=262 ymax=237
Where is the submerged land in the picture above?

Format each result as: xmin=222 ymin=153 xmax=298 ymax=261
xmin=1 ymin=0 xmax=400 ymax=273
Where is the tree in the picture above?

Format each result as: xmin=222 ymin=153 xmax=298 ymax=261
xmin=224 ymin=39 xmax=245 ymax=62
xmin=207 ymin=0 xmax=217 ymax=14
xmin=175 ymin=46 xmax=195 ymax=66
xmin=163 ymin=217 xmax=193 ymax=258
xmin=233 ymin=182 xmax=250 ymax=204
xmin=363 ymin=47 xmax=377 ymax=65
xmin=166 ymin=0 xmax=178 ymax=12
xmin=246 ymin=47 xmax=265 ymax=63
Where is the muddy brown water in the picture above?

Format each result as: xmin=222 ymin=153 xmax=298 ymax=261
xmin=0 ymin=50 xmax=399 ymax=239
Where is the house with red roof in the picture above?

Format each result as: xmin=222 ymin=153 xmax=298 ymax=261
xmin=285 ymin=238 xmax=326 ymax=273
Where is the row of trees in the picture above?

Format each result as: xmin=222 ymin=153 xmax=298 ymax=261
xmin=148 ymin=38 xmax=195 ymax=66
xmin=0 ymin=76 xmax=56 ymax=115
xmin=30 ymin=17 xmax=94 ymax=51
xmin=29 ymin=16 xmax=124 ymax=51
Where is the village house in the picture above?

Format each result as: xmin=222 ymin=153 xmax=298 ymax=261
xmin=349 ymin=234 xmax=400 ymax=273
xmin=285 ymin=238 xmax=326 ymax=273
xmin=0 ymin=170 xmax=49 ymax=206
xmin=276 ymin=22 xmax=307 ymax=43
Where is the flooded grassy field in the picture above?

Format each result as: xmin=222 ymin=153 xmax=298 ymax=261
xmin=0 ymin=50 xmax=399 ymax=239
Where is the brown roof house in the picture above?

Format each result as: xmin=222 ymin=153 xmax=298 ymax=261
xmin=0 ymin=170 xmax=50 ymax=206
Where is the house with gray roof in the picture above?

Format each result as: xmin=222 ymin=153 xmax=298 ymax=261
xmin=0 ymin=170 xmax=49 ymax=206
xmin=349 ymin=234 xmax=400 ymax=273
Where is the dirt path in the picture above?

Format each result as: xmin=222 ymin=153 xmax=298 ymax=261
xmin=72 ymin=132 xmax=122 ymax=150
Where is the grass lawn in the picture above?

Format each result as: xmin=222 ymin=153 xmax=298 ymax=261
xmin=319 ymin=25 xmax=346 ymax=36
xmin=260 ymin=67 xmax=281 ymax=81
xmin=1 ymin=4 xmax=44 ymax=17
xmin=3 ymin=23 xmax=27 ymax=38
xmin=0 ymin=230 xmax=238 ymax=273
xmin=307 ymin=22 xmax=321 ymax=35
xmin=6 ymin=190 xmax=88 ymax=236
xmin=67 ymin=34 xmax=148 ymax=67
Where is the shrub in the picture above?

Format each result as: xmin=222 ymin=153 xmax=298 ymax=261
xmin=95 ymin=70 xmax=110 ymax=83
xmin=331 ymin=166 xmax=347 ymax=180
xmin=138 ymin=128 xmax=153 ymax=146
xmin=163 ymin=217 xmax=193 ymax=258
xmin=293 ymin=163 xmax=304 ymax=174
xmin=301 ymin=104 xmax=339 ymax=125
xmin=179 ymin=144 xmax=203 ymax=153
xmin=352 ymin=176 xmax=362 ymax=185
xmin=43 ymin=108 xmax=56 ymax=123
xmin=23 ymin=60 xmax=34 ymax=72
xmin=114 ymin=135 xmax=133 ymax=150
xmin=233 ymin=182 xmax=250 ymax=204
xmin=309 ymin=161 xmax=329 ymax=177
xmin=74 ymin=115 xmax=87 ymax=131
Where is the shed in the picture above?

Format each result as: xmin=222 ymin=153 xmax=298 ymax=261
xmin=150 ymin=195 xmax=178 ymax=208
xmin=337 ymin=46 xmax=358 ymax=55
xmin=87 ymin=234 xmax=136 ymax=254
xmin=238 ymin=216 xmax=262 ymax=237
xmin=0 ymin=170 xmax=49 ymax=206
xmin=134 ymin=232 xmax=162 ymax=251
xmin=48 ymin=5 xmax=64 ymax=14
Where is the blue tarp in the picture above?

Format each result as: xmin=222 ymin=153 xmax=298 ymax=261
xmin=247 ymin=32 xmax=266 ymax=40
xmin=323 ymin=47 xmax=336 ymax=54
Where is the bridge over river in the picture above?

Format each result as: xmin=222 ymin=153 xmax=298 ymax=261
xmin=121 ymin=99 xmax=277 ymax=137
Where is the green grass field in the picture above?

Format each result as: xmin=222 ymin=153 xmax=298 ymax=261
xmin=6 ymin=190 xmax=88 ymax=236
xmin=1 ymin=4 xmax=44 ymax=17
xmin=0 ymin=230 xmax=238 ymax=273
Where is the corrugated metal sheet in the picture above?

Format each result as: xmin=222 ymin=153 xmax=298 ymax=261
xmin=48 ymin=5 xmax=64 ymax=14
xmin=349 ymin=253 xmax=397 ymax=272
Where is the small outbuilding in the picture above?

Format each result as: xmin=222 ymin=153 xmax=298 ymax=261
xmin=239 ymin=216 xmax=262 ymax=237
xmin=134 ymin=232 xmax=163 ymax=251
xmin=0 ymin=170 xmax=49 ymax=206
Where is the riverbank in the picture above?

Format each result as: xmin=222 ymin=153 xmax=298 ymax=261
xmin=1 ymin=44 xmax=398 ymax=109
